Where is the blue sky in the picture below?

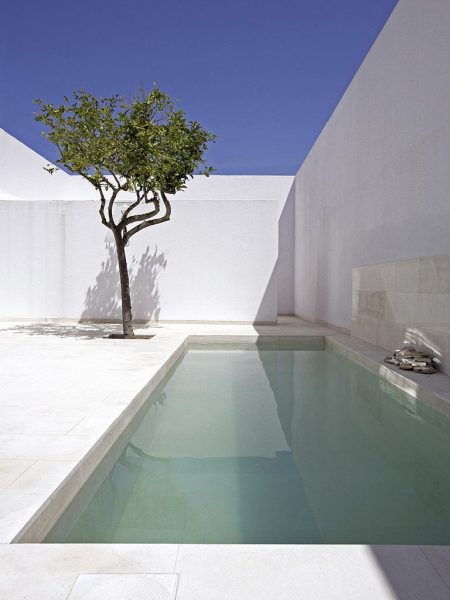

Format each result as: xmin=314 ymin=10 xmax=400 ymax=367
xmin=0 ymin=0 xmax=397 ymax=174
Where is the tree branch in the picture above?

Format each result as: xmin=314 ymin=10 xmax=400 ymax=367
xmin=97 ymin=186 xmax=111 ymax=228
xmin=110 ymin=171 xmax=122 ymax=189
xmin=121 ymin=192 xmax=144 ymax=221
xmin=123 ymin=191 xmax=171 ymax=242
xmin=58 ymin=136 xmax=114 ymax=191
xmin=76 ymin=168 xmax=111 ymax=191
xmin=107 ymin=189 xmax=119 ymax=227
xmin=120 ymin=197 xmax=161 ymax=229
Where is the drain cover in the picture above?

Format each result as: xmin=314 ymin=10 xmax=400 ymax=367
xmin=67 ymin=574 xmax=178 ymax=600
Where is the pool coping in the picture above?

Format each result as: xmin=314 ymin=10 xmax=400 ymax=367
xmin=8 ymin=334 xmax=188 ymax=543
xmin=8 ymin=328 xmax=450 ymax=544
xmin=326 ymin=334 xmax=450 ymax=419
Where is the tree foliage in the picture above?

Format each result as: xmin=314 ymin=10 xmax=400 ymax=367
xmin=34 ymin=87 xmax=215 ymax=336
xmin=34 ymin=87 xmax=215 ymax=242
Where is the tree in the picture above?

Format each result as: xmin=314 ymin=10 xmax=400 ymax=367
xmin=35 ymin=88 xmax=215 ymax=337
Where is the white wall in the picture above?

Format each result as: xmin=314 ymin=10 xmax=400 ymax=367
xmin=0 ymin=179 xmax=293 ymax=322
xmin=8 ymin=0 xmax=449 ymax=328
xmin=0 ymin=127 xmax=293 ymax=204
xmin=294 ymin=0 xmax=450 ymax=331
xmin=0 ymin=126 xmax=294 ymax=322
xmin=0 ymin=129 xmax=71 ymax=200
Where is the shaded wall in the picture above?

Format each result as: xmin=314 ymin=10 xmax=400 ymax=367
xmin=294 ymin=0 xmax=450 ymax=331
xmin=277 ymin=183 xmax=295 ymax=315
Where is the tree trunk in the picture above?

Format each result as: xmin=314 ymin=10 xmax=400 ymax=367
xmin=113 ymin=230 xmax=134 ymax=337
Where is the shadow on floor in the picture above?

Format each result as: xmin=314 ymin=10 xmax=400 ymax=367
xmin=0 ymin=320 xmax=164 ymax=340
xmin=0 ymin=322 xmax=123 ymax=339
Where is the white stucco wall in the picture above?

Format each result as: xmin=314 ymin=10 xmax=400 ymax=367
xmin=7 ymin=0 xmax=449 ymax=327
xmin=0 ymin=129 xmax=71 ymax=200
xmin=0 ymin=178 xmax=293 ymax=322
xmin=0 ymin=125 xmax=294 ymax=322
xmin=294 ymin=0 xmax=450 ymax=331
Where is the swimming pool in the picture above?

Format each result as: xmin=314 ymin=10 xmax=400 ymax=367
xmin=46 ymin=339 xmax=450 ymax=544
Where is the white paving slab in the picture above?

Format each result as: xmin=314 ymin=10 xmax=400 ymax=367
xmin=5 ymin=460 xmax=78 ymax=494
xmin=0 ymin=493 xmax=49 ymax=542
xmin=67 ymin=574 xmax=179 ymax=600
xmin=174 ymin=544 xmax=450 ymax=600
xmin=420 ymin=546 xmax=450 ymax=589
xmin=0 ymin=460 xmax=34 ymax=490
xmin=0 ymin=544 xmax=179 ymax=600
xmin=0 ymin=544 xmax=449 ymax=599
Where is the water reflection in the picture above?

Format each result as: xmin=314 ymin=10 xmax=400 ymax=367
xmin=47 ymin=346 xmax=450 ymax=544
xmin=265 ymin=351 xmax=450 ymax=544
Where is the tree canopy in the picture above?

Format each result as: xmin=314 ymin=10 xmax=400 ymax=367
xmin=34 ymin=87 xmax=215 ymax=337
xmin=35 ymin=87 xmax=215 ymax=235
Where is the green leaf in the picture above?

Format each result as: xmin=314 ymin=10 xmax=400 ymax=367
xmin=34 ymin=86 xmax=215 ymax=198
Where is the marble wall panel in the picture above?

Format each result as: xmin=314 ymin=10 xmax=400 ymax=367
xmin=352 ymin=255 xmax=450 ymax=375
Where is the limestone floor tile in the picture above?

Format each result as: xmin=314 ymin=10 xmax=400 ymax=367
xmin=0 ymin=493 xmax=48 ymax=542
xmin=1 ymin=543 xmax=449 ymax=600
xmin=0 ymin=459 xmax=34 ymax=490
xmin=68 ymin=416 xmax=118 ymax=437
xmin=419 ymin=546 xmax=450 ymax=588
xmin=0 ymin=544 xmax=179 ymax=575
xmin=0 ymin=434 xmax=100 ymax=462
xmin=174 ymin=545 xmax=450 ymax=600
xmin=368 ymin=546 xmax=450 ymax=599
xmin=0 ymin=574 xmax=76 ymax=600
xmin=5 ymin=460 xmax=76 ymax=494
xmin=67 ymin=574 xmax=179 ymax=600
xmin=0 ymin=414 xmax=84 ymax=435
xmin=0 ymin=544 xmax=180 ymax=599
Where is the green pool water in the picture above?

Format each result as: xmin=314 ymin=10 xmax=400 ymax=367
xmin=46 ymin=341 xmax=450 ymax=544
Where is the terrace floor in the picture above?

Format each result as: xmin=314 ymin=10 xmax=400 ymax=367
xmin=0 ymin=317 xmax=450 ymax=598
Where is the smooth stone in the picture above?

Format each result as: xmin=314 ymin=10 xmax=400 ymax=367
xmin=395 ymin=346 xmax=416 ymax=356
xmin=413 ymin=366 xmax=437 ymax=374
xmin=384 ymin=355 xmax=400 ymax=365
xmin=394 ymin=347 xmax=432 ymax=360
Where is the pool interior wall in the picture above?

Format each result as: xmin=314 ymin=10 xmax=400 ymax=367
xmin=45 ymin=337 xmax=450 ymax=545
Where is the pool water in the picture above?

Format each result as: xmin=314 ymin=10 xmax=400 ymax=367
xmin=46 ymin=343 xmax=450 ymax=544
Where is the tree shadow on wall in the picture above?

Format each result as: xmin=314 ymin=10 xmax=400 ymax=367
xmin=1 ymin=244 xmax=167 ymax=340
xmin=81 ymin=243 xmax=167 ymax=323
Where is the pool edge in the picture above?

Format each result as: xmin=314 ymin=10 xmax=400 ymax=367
xmin=10 ymin=331 xmax=450 ymax=543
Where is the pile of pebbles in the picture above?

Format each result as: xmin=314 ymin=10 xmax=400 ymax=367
xmin=384 ymin=346 xmax=437 ymax=374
